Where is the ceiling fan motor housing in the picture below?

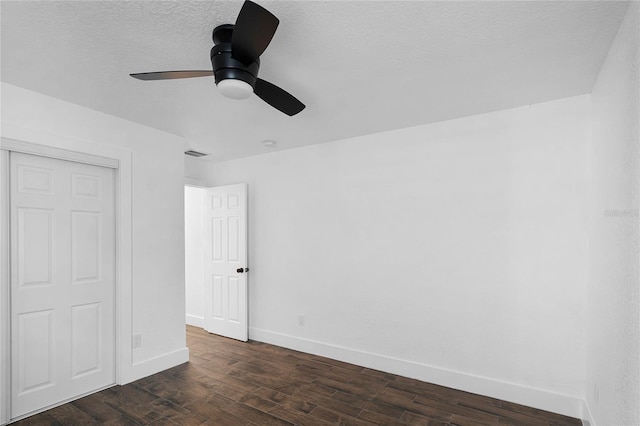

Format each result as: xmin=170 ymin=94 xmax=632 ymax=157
xmin=210 ymin=24 xmax=260 ymax=88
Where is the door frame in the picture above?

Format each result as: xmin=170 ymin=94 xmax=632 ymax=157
xmin=185 ymin=183 xmax=250 ymax=341
xmin=184 ymin=184 xmax=207 ymax=329
xmin=0 ymin=137 xmax=133 ymax=424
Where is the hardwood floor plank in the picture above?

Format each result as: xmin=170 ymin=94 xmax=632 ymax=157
xmin=358 ymin=409 xmax=411 ymax=425
xmin=498 ymin=400 xmax=581 ymax=425
xmin=454 ymin=400 xmax=547 ymax=425
xmin=12 ymin=413 xmax=64 ymax=425
xmin=307 ymin=406 xmax=371 ymax=426
xmin=140 ymin=380 xmax=212 ymax=407
xmin=187 ymin=366 xmax=262 ymax=397
xmin=199 ymin=393 xmax=292 ymax=426
xmin=413 ymin=396 xmax=500 ymax=423
xmin=252 ymin=387 xmax=318 ymax=414
xmin=331 ymin=390 xmax=370 ymax=407
xmin=372 ymin=386 xmax=419 ymax=406
xmin=448 ymin=414 xmax=498 ymax=426
xmin=297 ymin=359 xmax=336 ymax=372
xmin=292 ymin=382 xmax=340 ymax=399
xmin=46 ymin=403 xmax=101 ymax=425
xmin=100 ymin=384 xmax=159 ymax=409
xmin=401 ymin=410 xmax=451 ymax=426
xmin=239 ymin=392 xmax=280 ymax=411
xmin=268 ymin=405 xmax=332 ymax=426
xmin=71 ymin=395 xmax=139 ymax=424
xmin=359 ymin=399 xmax=407 ymax=420
xmin=180 ymin=399 xmax=250 ymax=425
xmin=11 ymin=326 xmax=583 ymax=426
xmin=292 ymin=389 xmax=364 ymax=418
xmin=314 ymin=377 xmax=380 ymax=399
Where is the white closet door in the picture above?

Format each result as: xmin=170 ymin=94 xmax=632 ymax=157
xmin=10 ymin=152 xmax=115 ymax=419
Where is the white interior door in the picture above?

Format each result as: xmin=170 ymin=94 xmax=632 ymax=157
xmin=10 ymin=152 xmax=115 ymax=419
xmin=203 ymin=184 xmax=248 ymax=342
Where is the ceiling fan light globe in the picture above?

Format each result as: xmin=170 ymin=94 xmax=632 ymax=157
xmin=217 ymin=79 xmax=253 ymax=100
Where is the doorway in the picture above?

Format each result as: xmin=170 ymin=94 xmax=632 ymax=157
xmin=184 ymin=184 xmax=248 ymax=342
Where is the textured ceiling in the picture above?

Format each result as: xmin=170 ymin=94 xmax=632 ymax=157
xmin=0 ymin=1 xmax=630 ymax=161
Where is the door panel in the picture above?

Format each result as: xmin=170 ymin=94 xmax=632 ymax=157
xmin=71 ymin=302 xmax=101 ymax=378
xmin=17 ymin=310 xmax=54 ymax=393
xmin=228 ymin=277 xmax=240 ymax=322
xmin=71 ymin=211 xmax=101 ymax=283
xmin=204 ymin=184 xmax=248 ymax=342
xmin=10 ymin=152 xmax=115 ymax=419
xmin=17 ymin=165 xmax=53 ymax=195
xmin=18 ymin=208 xmax=53 ymax=287
xmin=228 ymin=216 xmax=239 ymax=262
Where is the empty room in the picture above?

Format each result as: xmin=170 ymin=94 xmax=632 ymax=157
xmin=0 ymin=1 xmax=638 ymax=425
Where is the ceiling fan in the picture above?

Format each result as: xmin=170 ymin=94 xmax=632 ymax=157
xmin=130 ymin=0 xmax=305 ymax=116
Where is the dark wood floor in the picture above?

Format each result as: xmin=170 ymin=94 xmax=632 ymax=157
xmin=14 ymin=326 xmax=581 ymax=425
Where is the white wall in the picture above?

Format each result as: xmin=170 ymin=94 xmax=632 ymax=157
xmin=201 ymin=94 xmax=591 ymax=417
xmin=185 ymin=186 xmax=205 ymax=327
xmin=185 ymin=155 xmax=214 ymax=186
xmin=1 ymin=82 xmax=188 ymax=381
xmin=587 ymin=3 xmax=639 ymax=426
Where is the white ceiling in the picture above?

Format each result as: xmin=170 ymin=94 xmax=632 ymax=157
xmin=1 ymin=1 xmax=630 ymax=162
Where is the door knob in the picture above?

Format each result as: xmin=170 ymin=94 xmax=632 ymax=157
xmin=237 ymin=267 xmax=249 ymax=273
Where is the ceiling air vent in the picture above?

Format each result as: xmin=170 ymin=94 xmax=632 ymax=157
xmin=184 ymin=150 xmax=209 ymax=158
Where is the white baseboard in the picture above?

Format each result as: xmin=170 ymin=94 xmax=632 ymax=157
xmin=126 ymin=347 xmax=189 ymax=384
xmin=581 ymin=399 xmax=595 ymax=426
xmin=249 ymin=327 xmax=585 ymax=420
xmin=186 ymin=314 xmax=204 ymax=328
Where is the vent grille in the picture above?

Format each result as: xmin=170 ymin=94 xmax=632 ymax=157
xmin=184 ymin=150 xmax=209 ymax=158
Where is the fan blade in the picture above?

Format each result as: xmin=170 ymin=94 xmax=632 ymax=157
xmin=254 ymin=78 xmax=305 ymax=116
xmin=130 ymin=71 xmax=213 ymax=81
xmin=231 ymin=1 xmax=279 ymax=65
